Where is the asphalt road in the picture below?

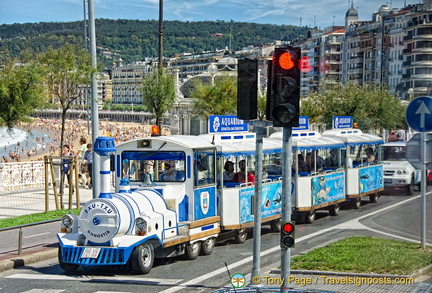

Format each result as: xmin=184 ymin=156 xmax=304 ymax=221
xmin=0 ymin=189 xmax=430 ymax=293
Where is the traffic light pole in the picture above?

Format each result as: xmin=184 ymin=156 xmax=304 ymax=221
xmin=251 ymin=121 xmax=264 ymax=279
xmin=280 ymin=126 xmax=293 ymax=293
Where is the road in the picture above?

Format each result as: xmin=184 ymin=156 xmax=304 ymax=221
xmin=0 ymin=189 xmax=430 ymax=293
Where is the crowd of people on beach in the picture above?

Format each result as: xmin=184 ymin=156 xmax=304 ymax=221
xmin=1 ymin=117 xmax=160 ymax=163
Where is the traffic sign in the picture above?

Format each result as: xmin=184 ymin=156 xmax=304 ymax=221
xmin=406 ymin=96 xmax=432 ymax=132
xmin=406 ymin=133 xmax=432 ymax=169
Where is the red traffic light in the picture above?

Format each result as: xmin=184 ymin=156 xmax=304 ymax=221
xmin=273 ymin=49 xmax=298 ymax=71
xmin=282 ymin=222 xmax=295 ymax=233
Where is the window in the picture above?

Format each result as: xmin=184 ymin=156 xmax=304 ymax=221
xmin=122 ymin=151 xmax=186 ymax=183
xmin=194 ymin=149 xmax=216 ymax=187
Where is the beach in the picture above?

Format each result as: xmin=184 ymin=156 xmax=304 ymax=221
xmin=1 ymin=117 xmax=161 ymax=163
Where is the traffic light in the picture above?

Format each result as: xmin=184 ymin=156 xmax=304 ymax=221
xmin=266 ymin=46 xmax=301 ymax=127
xmin=280 ymin=221 xmax=295 ymax=248
xmin=237 ymin=59 xmax=258 ymax=120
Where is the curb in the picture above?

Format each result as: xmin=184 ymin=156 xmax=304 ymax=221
xmin=270 ymin=269 xmax=414 ymax=279
xmin=0 ymin=248 xmax=58 ymax=273
xmin=410 ymin=263 xmax=432 ymax=278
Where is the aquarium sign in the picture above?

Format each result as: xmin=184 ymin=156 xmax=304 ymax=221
xmin=209 ymin=115 xmax=248 ymax=133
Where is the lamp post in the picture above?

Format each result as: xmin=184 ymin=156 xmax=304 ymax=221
xmin=378 ymin=5 xmax=391 ymax=85
xmin=408 ymin=88 xmax=414 ymax=101
xmin=207 ymin=63 xmax=218 ymax=86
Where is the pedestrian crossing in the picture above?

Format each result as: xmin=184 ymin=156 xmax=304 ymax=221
xmin=6 ymin=273 xmax=182 ymax=285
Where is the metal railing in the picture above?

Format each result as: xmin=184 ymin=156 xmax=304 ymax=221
xmin=0 ymin=161 xmax=46 ymax=191
xmin=0 ymin=219 xmax=60 ymax=255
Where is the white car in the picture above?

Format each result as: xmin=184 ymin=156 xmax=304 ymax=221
xmin=381 ymin=141 xmax=421 ymax=195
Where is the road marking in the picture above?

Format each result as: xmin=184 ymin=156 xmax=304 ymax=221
xmin=24 ymin=232 xmax=50 ymax=239
xmin=6 ymin=273 xmax=182 ymax=285
xmin=22 ymin=289 xmax=66 ymax=293
xmin=160 ymin=193 xmax=431 ymax=293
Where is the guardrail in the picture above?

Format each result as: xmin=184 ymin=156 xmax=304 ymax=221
xmin=0 ymin=219 xmax=60 ymax=255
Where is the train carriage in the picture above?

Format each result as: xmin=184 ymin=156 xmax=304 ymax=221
xmin=269 ymin=130 xmax=347 ymax=224
xmin=321 ymin=128 xmax=384 ymax=207
xmin=200 ymin=132 xmax=283 ymax=242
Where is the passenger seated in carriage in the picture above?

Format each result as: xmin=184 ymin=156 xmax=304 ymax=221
xmin=233 ymin=160 xmax=255 ymax=184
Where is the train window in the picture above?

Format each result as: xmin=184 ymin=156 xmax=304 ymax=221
xmin=194 ymin=149 xmax=216 ymax=187
xmin=121 ymin=151 xmax=186 ymax=182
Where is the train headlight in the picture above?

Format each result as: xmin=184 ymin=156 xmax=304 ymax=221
xmin=135 ymin=217 xmax=147 ymax=236
xmin=61 ymin=215 xmax=74 ymax=233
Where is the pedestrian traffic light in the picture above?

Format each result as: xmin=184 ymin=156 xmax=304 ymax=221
xmin=266 ymin=46 xmax=301 ymax=127
xmin=280 ymin=221 xmax=295 ymax=248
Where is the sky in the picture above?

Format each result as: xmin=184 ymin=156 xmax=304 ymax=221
xmin=0 ymin=0 xmax=420 ymax=29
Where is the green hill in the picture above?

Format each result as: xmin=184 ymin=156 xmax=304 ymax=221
xmin=0 ymin=19 xmax=310 ymax=68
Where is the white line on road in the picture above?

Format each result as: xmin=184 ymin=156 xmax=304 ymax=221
xmin=6 ymin=273 xmax=183 ymax=286
xmin=24 ymin=232 xmax=50 ymax=239
xmin=160 ymin=193 xmax=430 ymax=293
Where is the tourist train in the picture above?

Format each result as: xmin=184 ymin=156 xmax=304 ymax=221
xmin=57 ymin=116 xmax=384 ymax=274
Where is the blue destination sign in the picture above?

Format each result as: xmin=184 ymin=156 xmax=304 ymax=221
xmin=209 ymin=115 xmax=249 ymax=133
xmin=293 ymin=116 xmax=309 ymax=130
xmin=333 ymin=116 xmax=352 ymax=129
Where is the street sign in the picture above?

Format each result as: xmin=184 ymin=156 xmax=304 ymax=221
xmin=406 ymin=133 xmax=432 ymax=169
xmin=406 ymin=96 xmax=432 ymax=132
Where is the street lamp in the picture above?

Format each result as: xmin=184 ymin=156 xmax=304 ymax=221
xmin=207 ymin=63 xmax=218 ymax=86
xmin=408 ymin=88 xmax=414 ymax=101
xmin=378 ymin=5 xmax=391 ymax=85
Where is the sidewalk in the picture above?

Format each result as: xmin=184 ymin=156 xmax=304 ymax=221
xmin=0 ymin=186 xmax=94 ymax=272
xmin=0 ymin=186 xmax=95 ymax=219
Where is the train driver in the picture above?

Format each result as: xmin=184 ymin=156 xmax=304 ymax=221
xmin=159 ymin=160 xmax=185 ymax=181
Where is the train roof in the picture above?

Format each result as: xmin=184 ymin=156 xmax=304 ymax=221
xmin=115 ymin=135 xmax=217 ymax=152
xmin=269 ymin=131 xmax=346 ymax=151
xmin=321 ymin=129 xmax=384 ymax=146
xmin=199 ymin=133 xmax=282 ymax=157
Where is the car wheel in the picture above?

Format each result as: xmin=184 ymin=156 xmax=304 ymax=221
xmin=406 ymin=177 xmax=414 ymax=195
xmin=131 ymin=243 xmax=154 ymax=274
xmin=185 ymin=241 xmax=201 ymax=260
xmin=201 ymin=238 xmax=216 ymax=255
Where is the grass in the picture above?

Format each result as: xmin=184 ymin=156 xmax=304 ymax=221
xmin=291 ymin=236 xmax=432 ymax=275
xmin=0 ymin=209 xmax=81 ymax=229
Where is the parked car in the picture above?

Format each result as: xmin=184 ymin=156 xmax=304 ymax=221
xmin=428 ymin=170 xmax=432 ymax=185
xmin=381 ymin=141 xmax=421 ymax=195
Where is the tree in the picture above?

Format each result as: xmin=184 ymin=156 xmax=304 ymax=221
xmin=189 ymin=75 xmax=237 ymax=118
xmin=302 ymin=82 xmax=406 ymax=131
xmin=141 ymin=67 xmax=176 ymax=130
xmin=37 ymin=43 xmax=95 ymax=156
xmin=0 ymin=51 xmax=46 ymax=129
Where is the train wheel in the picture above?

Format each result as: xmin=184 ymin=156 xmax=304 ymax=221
xmin=329 ymin=204 xmax=340 ymax=216
xmin=270 ymin=219 xmax=281 ymax=232
xmin=353 ymin=198 xmax=361 ymax=209
xmin=58 ymin=247 xmax=79 ymax=273
xmin=131 ymin=243 xmax=154 ymax=274
xmin=185 ymin=241 xmax=201 ymax=260
xmin=305 ymin=211 xmax=315 ymax=224
xmin=234 ymin=229 xmax=248 ymax=244
xmin=369 ymin=194 xmax=379 ymax=203
xmin=201 ymin=238 xmax=216 ymax=255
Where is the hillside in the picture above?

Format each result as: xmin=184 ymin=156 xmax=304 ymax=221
xmin=0 ymin=19 xmax=310 ymax=68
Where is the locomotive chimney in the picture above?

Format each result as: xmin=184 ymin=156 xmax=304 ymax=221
xmin=93 ymin=137 xmax=116 ymax=199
